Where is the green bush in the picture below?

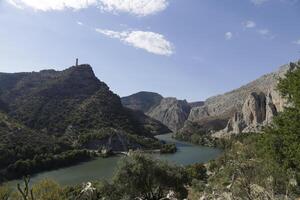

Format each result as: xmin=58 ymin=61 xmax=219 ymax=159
xmin=160 ymin=143 xmax=177 ymax=154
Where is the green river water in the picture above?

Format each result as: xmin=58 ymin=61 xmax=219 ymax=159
xmin=6 ymin=133 xmax=222 ymax=187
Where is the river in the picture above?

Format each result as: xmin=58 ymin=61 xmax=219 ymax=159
xmin=6 ymin=133 xmax=222 ymax=187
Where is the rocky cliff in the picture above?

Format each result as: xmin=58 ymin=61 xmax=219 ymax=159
xmin=212 ymin=91 xmax=279 ymax=137
xmin=146 ymin=98 xmax=191 ymax=132
xmin=183 ymin=60 xmax=300 ymax=137
xmin=122 ymin=92 xmax=196 ymax=132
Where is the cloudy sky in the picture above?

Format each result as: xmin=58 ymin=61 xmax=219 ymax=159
xmin=0 ymin=0 xmax=299 ymax=101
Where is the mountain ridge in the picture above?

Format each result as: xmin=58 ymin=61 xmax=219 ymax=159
xmin=122 ymin=92 xmax=203 ymax=132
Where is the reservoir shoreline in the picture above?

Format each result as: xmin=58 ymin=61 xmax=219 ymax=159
xmin=5 ymin=133 xmax=222 ymax=187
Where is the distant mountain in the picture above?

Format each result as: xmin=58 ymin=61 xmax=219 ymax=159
xmin=147 ymin=98 xmax=191 ymax=132
xmin=122 ymin=92 xmax=200 ymax=132
xmin=121 ymin=91 xmax=163 ymax=113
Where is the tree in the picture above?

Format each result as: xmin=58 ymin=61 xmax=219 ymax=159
xmin=258 ymin=65 xmax=300 ymax=194
xmin=112 ymin=153 xmax=189 ymax=200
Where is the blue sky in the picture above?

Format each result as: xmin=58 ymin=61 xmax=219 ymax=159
xmin=0 ymin=0 xmax=299 ymax=101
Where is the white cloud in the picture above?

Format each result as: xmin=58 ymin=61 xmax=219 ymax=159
xmin=258 ymin=29 xmax=270 ymax=35
xmin=251 ymin=0 xmax=299 ymax=5
xmin=258 ymin=29 xmax=275 ymax=39
xmin=96 ymin=29 xmax=174 ymax=56
xmin=77 ymin=21 xmax=83 ymax=26
xmin=293 ymin=39 xmax=300 ymax=45
xmin=7 ymin=0 xmax=24 ymax=9
xmin=251 ymin=0 xmax=269 ymax=5
xmin=242 ymin=20 xmax=256 ymax=28
xmin=7 ymin=0 xmax=98 ymax=11
xmin=6 ymin=0 xmax=169 ymax=16
xmin=225 ymin=32 xmax=233 ymax=40
xmin=98 ymin=0 xmax=168 ymax=16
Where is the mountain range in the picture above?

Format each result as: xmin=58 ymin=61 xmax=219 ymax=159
xmin=122 ymin=92 xmax=204 ymax=132
xmin=122 ymin=60 xmax=300 ymax=139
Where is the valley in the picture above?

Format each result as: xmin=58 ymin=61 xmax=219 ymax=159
xmin=4 ymin=133 xmax=221 ymax=187
xmin=0 ymin=60 xmax=300 ymax=199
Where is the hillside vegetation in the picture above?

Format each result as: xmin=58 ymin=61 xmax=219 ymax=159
xmin=0 ymin=65 xmax=169 ymax=182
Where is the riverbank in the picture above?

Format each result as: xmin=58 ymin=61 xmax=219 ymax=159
xmin=4 ymin=133 xmax=222 ymax=187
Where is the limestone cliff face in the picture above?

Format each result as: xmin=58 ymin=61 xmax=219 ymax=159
xmin=213 ymin=91 xmax=279 ymax=137
xmin=147 ymin=98 xmax=191 ymax=132
xmin=184 ymin=60 xmax=299 ymax=137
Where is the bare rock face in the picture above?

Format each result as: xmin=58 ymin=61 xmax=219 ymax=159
xmin=188 ymin=106 xmax=210 ymax=121
xmin=147 ymin=98 xmax=191 ymax=132
xmin=265 ymin=92 xmax=278 ymax=124
xmin=225 ymin=112 xmax=246 ymax=134
xmin=242 ymin=92 xmax=267 ymax=126
xmin=213 ymin=91 xmax=279 ymax=137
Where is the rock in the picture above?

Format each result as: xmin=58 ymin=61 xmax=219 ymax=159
xmin=188 ymin=106 xmax=210 ymax=122
xmin=147 ymin=98 xmax=191 ymax=132
xmin=265 ymin=91 xmax=278 ymax=124
xmin=80 ymin=182 xmax=97 ymax=199
xmin=225 ymin=112 xmax=246 ymax=134
xmin=213 ymin=91 xmax=279 ymax=137
xmin=242 ymin=92 xmax=267 ymax=126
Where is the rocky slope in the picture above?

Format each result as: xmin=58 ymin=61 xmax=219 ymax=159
xmin=182 ymin=60 xmax=300 ymax=137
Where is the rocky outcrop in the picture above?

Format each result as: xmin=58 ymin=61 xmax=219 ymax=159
xmin=183 ymin=61 xmax=299 ymax=137
xmin=213 ymin=91 xmax=279 ymax=137
xmin=147 ymin=98 xmax=191 ymax=132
